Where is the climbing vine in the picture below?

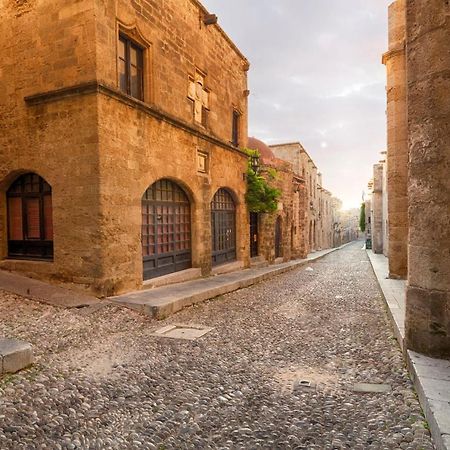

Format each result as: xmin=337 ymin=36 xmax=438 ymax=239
xmin=359 ymin=202 xmax=366 ymax=232
xmin=244 ymin=149 xmax=281 ymax=213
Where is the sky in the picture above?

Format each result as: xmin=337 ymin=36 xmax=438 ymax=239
xmin=202 ymin=0 xmax=392 ymax=210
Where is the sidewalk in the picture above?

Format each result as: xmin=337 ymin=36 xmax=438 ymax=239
xmin=110 ymin=244 xmax=350 ymax=319
xmin=367 ymin=250 xmax=450 ymax=450
xmin=0 ymin=270 xmax=101 ymax=308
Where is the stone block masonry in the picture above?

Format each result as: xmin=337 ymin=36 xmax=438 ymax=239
xmin=0 ymin=0 xmax=250 ymax=296
xmin=383 ymin=0 xmax=408 ymax=278
xmin=404 ymin=0 xmax=450 ymax=358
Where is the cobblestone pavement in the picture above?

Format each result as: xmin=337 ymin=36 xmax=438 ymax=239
xmin=0 ymin=242 xmax=434 ymax=449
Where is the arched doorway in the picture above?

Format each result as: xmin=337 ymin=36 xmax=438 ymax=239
xmin=7 ymin=173 xmax=53 ymax=260
xmin=275 ymin=216 xmax=283 ymax=258
xmin=249 ymin=212 xmax=259 ymax=258
xmin=141 ymin=179 xmax=192 ymax=280
xmin=211 ymin=188 xmax=236 ymax=266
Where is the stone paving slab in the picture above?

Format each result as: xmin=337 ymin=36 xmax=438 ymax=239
xmin=0 ymin=338 xmax=33 ymax=375
xmin=0 ymin=270 xmax=101 ymax=308
xmin=367 ymin=249 xmax=450 ymax=450
xmin=110 ymin=244 xmax=350 ymax=319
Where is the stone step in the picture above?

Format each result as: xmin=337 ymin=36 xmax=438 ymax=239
xmin=250 ymin=256 xmax=269 ymax=269
xmin=0 ymin=338 xmax=33 ymax=375
xmin=142 ymin=268 xmax=202 ymax=290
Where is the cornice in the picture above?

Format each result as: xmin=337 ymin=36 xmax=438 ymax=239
xmin=24 ymin=81 xmax=247 ymax=158
xmin=382 ymin=43 xmax=406 ymax=65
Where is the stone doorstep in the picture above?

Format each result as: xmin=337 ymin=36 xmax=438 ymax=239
xmin=0 ymin=338 xmax=33 ymax=375
xmin=142 ymin=268 xmax=202 ymax=290
xmin=110 ymin=243 xmax=350 ymax=320
xmin=367 ymin=250 xmax=450 ymax=450
xmin=211 ymin=260 xmax=244 ymax=276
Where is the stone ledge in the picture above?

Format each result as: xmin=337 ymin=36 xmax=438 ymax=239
xmin=142 ymin=268 xmax=202 ymax=290
xmin=24 ymin=82 xmax=247 ymax=158
xmin=0 ymin=338 xmax=33 ymax=375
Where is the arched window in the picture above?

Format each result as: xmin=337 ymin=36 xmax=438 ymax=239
xmin=211 ymin=188 xmax=236 ymax=266
xmin=142 ymin=179 xmax=192 ymax=280
xmin=7 ymin=173 xmax=53 ymax=260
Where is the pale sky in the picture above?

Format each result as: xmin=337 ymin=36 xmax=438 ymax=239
xmin=202 ymin=0 xmax=391 ymax=209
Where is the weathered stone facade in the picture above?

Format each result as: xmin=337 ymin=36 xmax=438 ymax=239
xmin=368 ymin=154 xmax=388 ymax=256
xmin=403 ymin=0 xmax=450 ymax=357
xmin=383 ymin=0 xmax=408 ymax=279
xmin=270 ymin=142 xmax=336 ymax=253
xmin=247 ymin=138 xmax=307 ymax=264
xmin=371 ymin=161 xmax=385 ymax=254
xmin=382 ymin=0 xmax=450 ymax=357
xmin=0 ymin=0 xmax=250 ymax=296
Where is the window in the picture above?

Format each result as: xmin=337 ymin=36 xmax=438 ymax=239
xmin=197 ymin=151 xmax=209 ymax=174
xmin=232 ymin=110 xmax=240 ymax=146
xmin=7 ymin=173 xmax=53 ymax=260
xmin=118 ymin=34 xmax=144 ymax=100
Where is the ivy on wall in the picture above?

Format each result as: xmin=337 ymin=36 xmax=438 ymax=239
xmin=360 ymin=202 xmax=366 ymax=232
xmin=244 ymin=149 xmax=281 ymax=213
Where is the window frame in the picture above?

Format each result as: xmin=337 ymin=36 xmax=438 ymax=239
xmin=6 ymin=173 xmax=54 ymax=261
xmin=232 ymin=110 xmax=241 ymax=147
xmin=118 ymin=33 xmax=145 ymax=101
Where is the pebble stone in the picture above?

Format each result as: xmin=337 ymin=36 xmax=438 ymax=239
xmin=0 ymin=242 xmax=435 ymax=449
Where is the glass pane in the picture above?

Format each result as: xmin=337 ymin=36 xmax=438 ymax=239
xmin=8 ymin=197 xmax=23 ymax=240
xmin=119 ymin=59 xmax=127 ymax=93
xmin=119 ymin=38 xmax=126 ymax=59
xmin=130 ymin=46 xmax=138 ymax=66
xmin=43 ymin=195 xmax=53 ymax=240
xmin=26 ymin=198 xmax=41 ymax=239
xmin=131 ymin=66 xmax=142 ymax=99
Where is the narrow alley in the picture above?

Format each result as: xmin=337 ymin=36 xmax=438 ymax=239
xmin=0 ymin=242 xmax=434 ymax=449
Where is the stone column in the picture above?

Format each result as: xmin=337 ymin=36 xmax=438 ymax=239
xmin=382 ymin=0 xmax=408 ymax=278
xmin=405 ymin=0 xmax=450 ymax=357
xmin=372 ymin=163 xmax=384 ymax=254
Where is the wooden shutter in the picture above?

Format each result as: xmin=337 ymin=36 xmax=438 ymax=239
xmin=8 ymin=197 xmax=23 ymax=240
xmin=25 ymin=198 xmax=41 ymax=239
xmin=44 ymin=194 xmax=53 ymax=240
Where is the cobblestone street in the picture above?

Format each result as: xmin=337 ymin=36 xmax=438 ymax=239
xmin=0 ymin=242 xmax=434 ymax=449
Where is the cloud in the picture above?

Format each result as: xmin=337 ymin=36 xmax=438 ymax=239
xmin=201 ymin=0 xmax=391 ymax=209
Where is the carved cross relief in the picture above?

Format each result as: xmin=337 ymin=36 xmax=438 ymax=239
xmin=188 ymin=71 xmax=209 ymax=124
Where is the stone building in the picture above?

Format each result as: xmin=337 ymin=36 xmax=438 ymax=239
xmin=370 ymin=155 xmax=388 ymax=256
xmin=0 ymin=0 xmax=250 ymax=296
xmin=247 ymin=138 xmax=307 ymax=264
xmin=270 ymin=142 xmax=336 ymax=253
xmin=382 ymin=0 xmax=408 ymax=279
xmin=383 ymin=0 xmax=450 ymax=357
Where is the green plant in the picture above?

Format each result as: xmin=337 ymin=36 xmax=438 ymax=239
xmin=359 ymin=202 xmax=366 ymax=232
xmin=244 ymin=149 xmax=281 ymax=213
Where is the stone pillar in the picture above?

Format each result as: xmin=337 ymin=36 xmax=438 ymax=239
xmin=381 ymin=156 xmax=389 ymax=257
xmin=372 ymin=163 xmax=384 ymax=254
xmin=383 ymin=0 xmax=408 ymax=278
xmin=405 ymin=0 xmax=450 ymax=358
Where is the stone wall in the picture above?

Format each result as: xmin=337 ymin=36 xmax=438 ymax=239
xmin=372 ymin=163 xmax=384 ymax=254
xmin=405 ymin=0 xmax=450 ymax=357
xmin=270 ymin=142 xmax=336 ymax=254
xmin=95 ymin=0 xmax=249 ymax=146
xmin=0 ymin=0 xmax=250 ymax=295
xmin=382 ymin=156 xmax=389 ymax=257
xmin=0 ymin=0 xmax=103 ymax=290
xmin=383 ymin=0 xmax=408 ymax=278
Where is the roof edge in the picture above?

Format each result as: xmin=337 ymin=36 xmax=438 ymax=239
xmin=191 ymin=0 xmax=250 ymax=66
